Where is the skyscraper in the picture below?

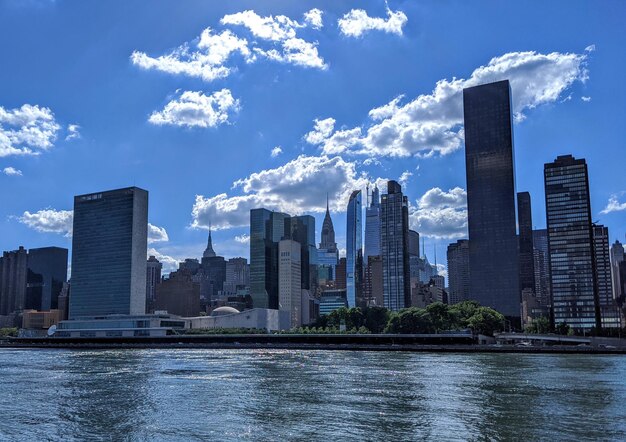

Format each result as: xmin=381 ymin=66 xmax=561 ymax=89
xmin=279 ymin=239 xmax=302 ymax=328
xmin=593 ymin=225 xmax=620 ymax=328
xmin=532 ymin=229 xmax=551 ymax=310
xmin=250 ymin=209 xmax=288 ymax=309
xmin=463 ymin=79 xmax=520 ymax=317
xmin=287 ymin=215 xmax=317 ymax=294
xmin=70 ymin=187 xmax=148 ymax=319
xmin=223 ymin=257 xmax=250 ymax=296
xmin=364 ymin=185 xmax=381 ymax=264
xmin=381 ymin=180 xmax=410 ymax=311
xmin=317 ymin=198 xmax=338 ymax=281
xmin=544 ymin=155 xmax=599 ymax=331
xmin=610 ymin=240 xmax=624 ymax=302
xmin=203 ymin=227 xmax=216 ymax=258
xmin=447 ymin=239 xmax=470 ymax=305
xmin=26 ymin=247 xmax=68 ymax=311
xmin=517 ymin=192 xmax=536 ymax=296
xmin=146 ymin=255 xmax=162 ymax=306
xmin=0 ymin=247 xmax=28 ymax=315
xmin=346 ymin=190 xmax=363 ymax=308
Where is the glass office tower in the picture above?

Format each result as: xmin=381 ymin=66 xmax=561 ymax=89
xmin=517 ymin=192 xmax=536 ymax=296
xmin=593 ymin=225 xmax=620 ymax=328
xmin=381 ymin=181 xmax=410 ymax=311
xmin=463 ymin=79 xmax=520 ymax=317
xmin=70 ymin=187 xmax=148 ymax=319
xmin=346 ymin=190 xmax=363 ymax=308
xmin=364 ymin=185 xmax=381 ymax=264
xmin=26 ymin=247 xmax=68 ymax=311
xmin=544 ymin=155 xmax=600 ymax=331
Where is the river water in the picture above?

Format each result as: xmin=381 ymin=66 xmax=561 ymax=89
xmin=0 ymin=349 xmax=624 ymax=441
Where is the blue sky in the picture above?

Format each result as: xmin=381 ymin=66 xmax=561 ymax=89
xmin=1 ymin=0 xmax=625 ymax=276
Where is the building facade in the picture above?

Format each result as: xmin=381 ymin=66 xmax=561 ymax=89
xmin=70 ymin=187 xmax=148 ymax=318
xmin=346 ymin=190 xmax=363 ymax=308
xmin=610 ymin=240 xmax=624 ymax=303
xmin=517 ymin=192 xmax=536 ymax=297
xmin=544 ymin=155 xmax=599 ymax=331
xmin=279 ymin=239 xmax=302 ymax=328
xmin=463 ymin=79 xmax=520 ymax=317
xmin=381 ymin=181 xmax=410 ymax=311
xmin=593 ymin=225 xmax=620 ymax=328
xmin=447 ymin=239 xmax=470 ymax=305
xmin=364 ymin=185 xmax=381 ymax=264
xmin=146 ymin=255 xmax=162 ymax=307
xmin=0 ymin=247 xmax=28 ymax=315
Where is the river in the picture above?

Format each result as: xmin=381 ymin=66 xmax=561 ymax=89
xmin=0 ymin=349 xmax=624 ymax=441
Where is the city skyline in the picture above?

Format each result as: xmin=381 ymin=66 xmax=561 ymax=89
xmin=1 ymin=0 xmax=625 ymax=278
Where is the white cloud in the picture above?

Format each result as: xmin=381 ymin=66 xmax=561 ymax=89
xmin=585 ymin=44 xmax=596 ymax=52
xmin=148 ymin=223 xmax=169 ymax=244
xmin=148 ymin=89 xmax=240 ymax=128
xmin=0 ymin=104 xmax=61 ymax=157
xmin=2 ymin=167 xmax=22 ymax=176
xmin=435 ymin=264 xmax=448 ymax=281
xmin=65 ymin=124 xmax=81 ymax=141
xmin=191 ymin=154 xmax=384 ymax=230
xmin=147 ymin=247 xmax=180 ymax=274
xmin=581 ymin=96 xmax=592 ymax=102
xmin=19 ymin=208 xmax=73 ymax=236
xmin=306 ymin=50 xmax=589 ymax=158
xmin=600 ymin=193 xmax=626 ymax=214
xmin=131 ymin=28 xmax=251 ymax=82
xmin=271 ymin=146 xmax=283 ymax=157
xmin=338 ymin=6 xmax=407 ymax=37
xmin=132 ymin=9 xmax=326 ymax=83
xmin=398 ymin=170 xmax=412 ymax=187
xmin=234 ymin=234 xmax=250 ymax=244
xmin=410 ymin=187 xmax=468 ymax=239
xmin=303 ymin=8 xmax=323 ymax=29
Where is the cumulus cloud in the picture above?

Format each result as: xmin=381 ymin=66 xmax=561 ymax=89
xmin=148 ymin=89 xmax=240 ymax=128
xmin=191 ymin=154 xmax=384 ymax=230
xmin=148 ymin=223 xmax=169 ymax=244
xmin=306 ymin=50 xmax=589 ymax=158
xmin=235 ymin=234 xmax=250 ymax=244
xmin=271 ymin=146 xmax=283 ymax=157
xmin=338 ymin=6 xmax=407 ymax=37
xmin=398 ymin=170 xmax=412 ymax=187
xmin=65 ymin=124 xmax=81 ymax=141
xmin=132 ymin=9 xmax=326 ymax=82
xmin=147 ymin=247 xmax=179 ymax=274
xmin=410 ymin=187 xmax=468 ymax=239
xmin=581 ymin=96 xmax=592 ymax=102
xmin=303 ymin=8 xmax=323 ymax=29
xmin=600 ymin=193 xmax=626 ymax=214
xmin=19 ymin=208 xmax=73 ymax=236
xmin=0 ymin=104 xmax=61 ymax=157
xmin=585 ymin=44 xmax=596 ymax=52
xmin=2 ymin=167 xmax=22 ymax=176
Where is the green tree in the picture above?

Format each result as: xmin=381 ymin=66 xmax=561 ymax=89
xmin=449 ymin=300 xmax=480 ymax=328
xmin=555 ymin=322 xmax=571 ymax=336
xmin=0 ymin=327 xmax=18 ymax=338
xmin=525 ymin=316 xmax=550 ymax=334
xmin=426 ymin=302 xmax=459 ymax=332
xmin=466 ymin=307 xmax=505 ymax=336
xmin=385 ymin=308 xmax=435 ymax=334
xmin=363 ymin=306 xmax=389 ymax=333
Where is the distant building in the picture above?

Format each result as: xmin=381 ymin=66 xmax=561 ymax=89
xmin=223 ymin=257 xmax=249 ymax=297
xmin=70 ymin=187 xmax=148 ymax=318
xmin=319 ymin=289 xmax=348 ymax=316
xmin=319 ymin=197 xmax=338 ymax=252
xmin=279 ymin=239 xmax=302 ymax=328
xmin=153 ymin=270 xmax=201 ymax=317
xmin=532 ymin=229 xmax=551 ymax=311
xmin=335 ymin=257 xmax=347 ymax=290
xmin=544 ymin=155 xmax=599 ymax=331
xmin=22 ymin=309 xmax=61 ymax=330
xmin=593 ymin=225 xmax=620 ymax=328
xmin=200 ymin=256 xmax=226 ymax=304
xmin=202 ymin=228 xmax=217 ymax=258
xmin=517 ymin=192 xmax=536 ymax=297
xmin=187 ymin=308 xmax=290 ymax=332
xmin=287 ymin=215 xmax=318 ymax=296
xmin=0 ymin=246 xmax=28 ymax=315
xmin=146 ymin=256 xmax=162 ymax=306
xmin=346 ymin=190 xmax=363 ymax=308
xmin=408 ymin=230 xmax=420 ymax=258
xmin=250 ymin=209 xmax=289 ymax=309
xmin=381 ymin=181 xmax=410 ymax=311
xmin=447 ymin=240 xmax=470 ymax=305
xmin=364 ymin=255 xmax=383 ymax=307
xmin=610 ymin=240 xmax=624 ymax=302
xmin=464 ymin=80 xmax=520 ymax=317
xmin=432 ymin=275 xmax=445 ymax=290
xmin=364 ymin=185 xmax=381 ymax=264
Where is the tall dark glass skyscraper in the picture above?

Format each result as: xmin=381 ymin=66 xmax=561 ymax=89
xmin=26 ymin=247 xmax=68 ymax=311
xmin=364 ymin=185 xmax=381 ymax=264
xmin=346 ymin=190 xmax=363 ymax=308
xmin=249 ymin=209 xmax=288 ymax=309
xmin=447 ymin=239 xmax=470 ymax=305
xmin=517 ymin=192 xmax=536 ymax=296
xmin=544 ymin=155 xmax=600 ymax=331
xmin=463 ymin=79 xmax=520 ymax=317
xmin=381 ymin=181 xmax=410 ymax=311
xmin=70 ymin=187 xmax=148 ymax=319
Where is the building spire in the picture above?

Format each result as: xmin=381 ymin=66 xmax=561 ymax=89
xmin=203 ymin=222 xmax=216 ymax=258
